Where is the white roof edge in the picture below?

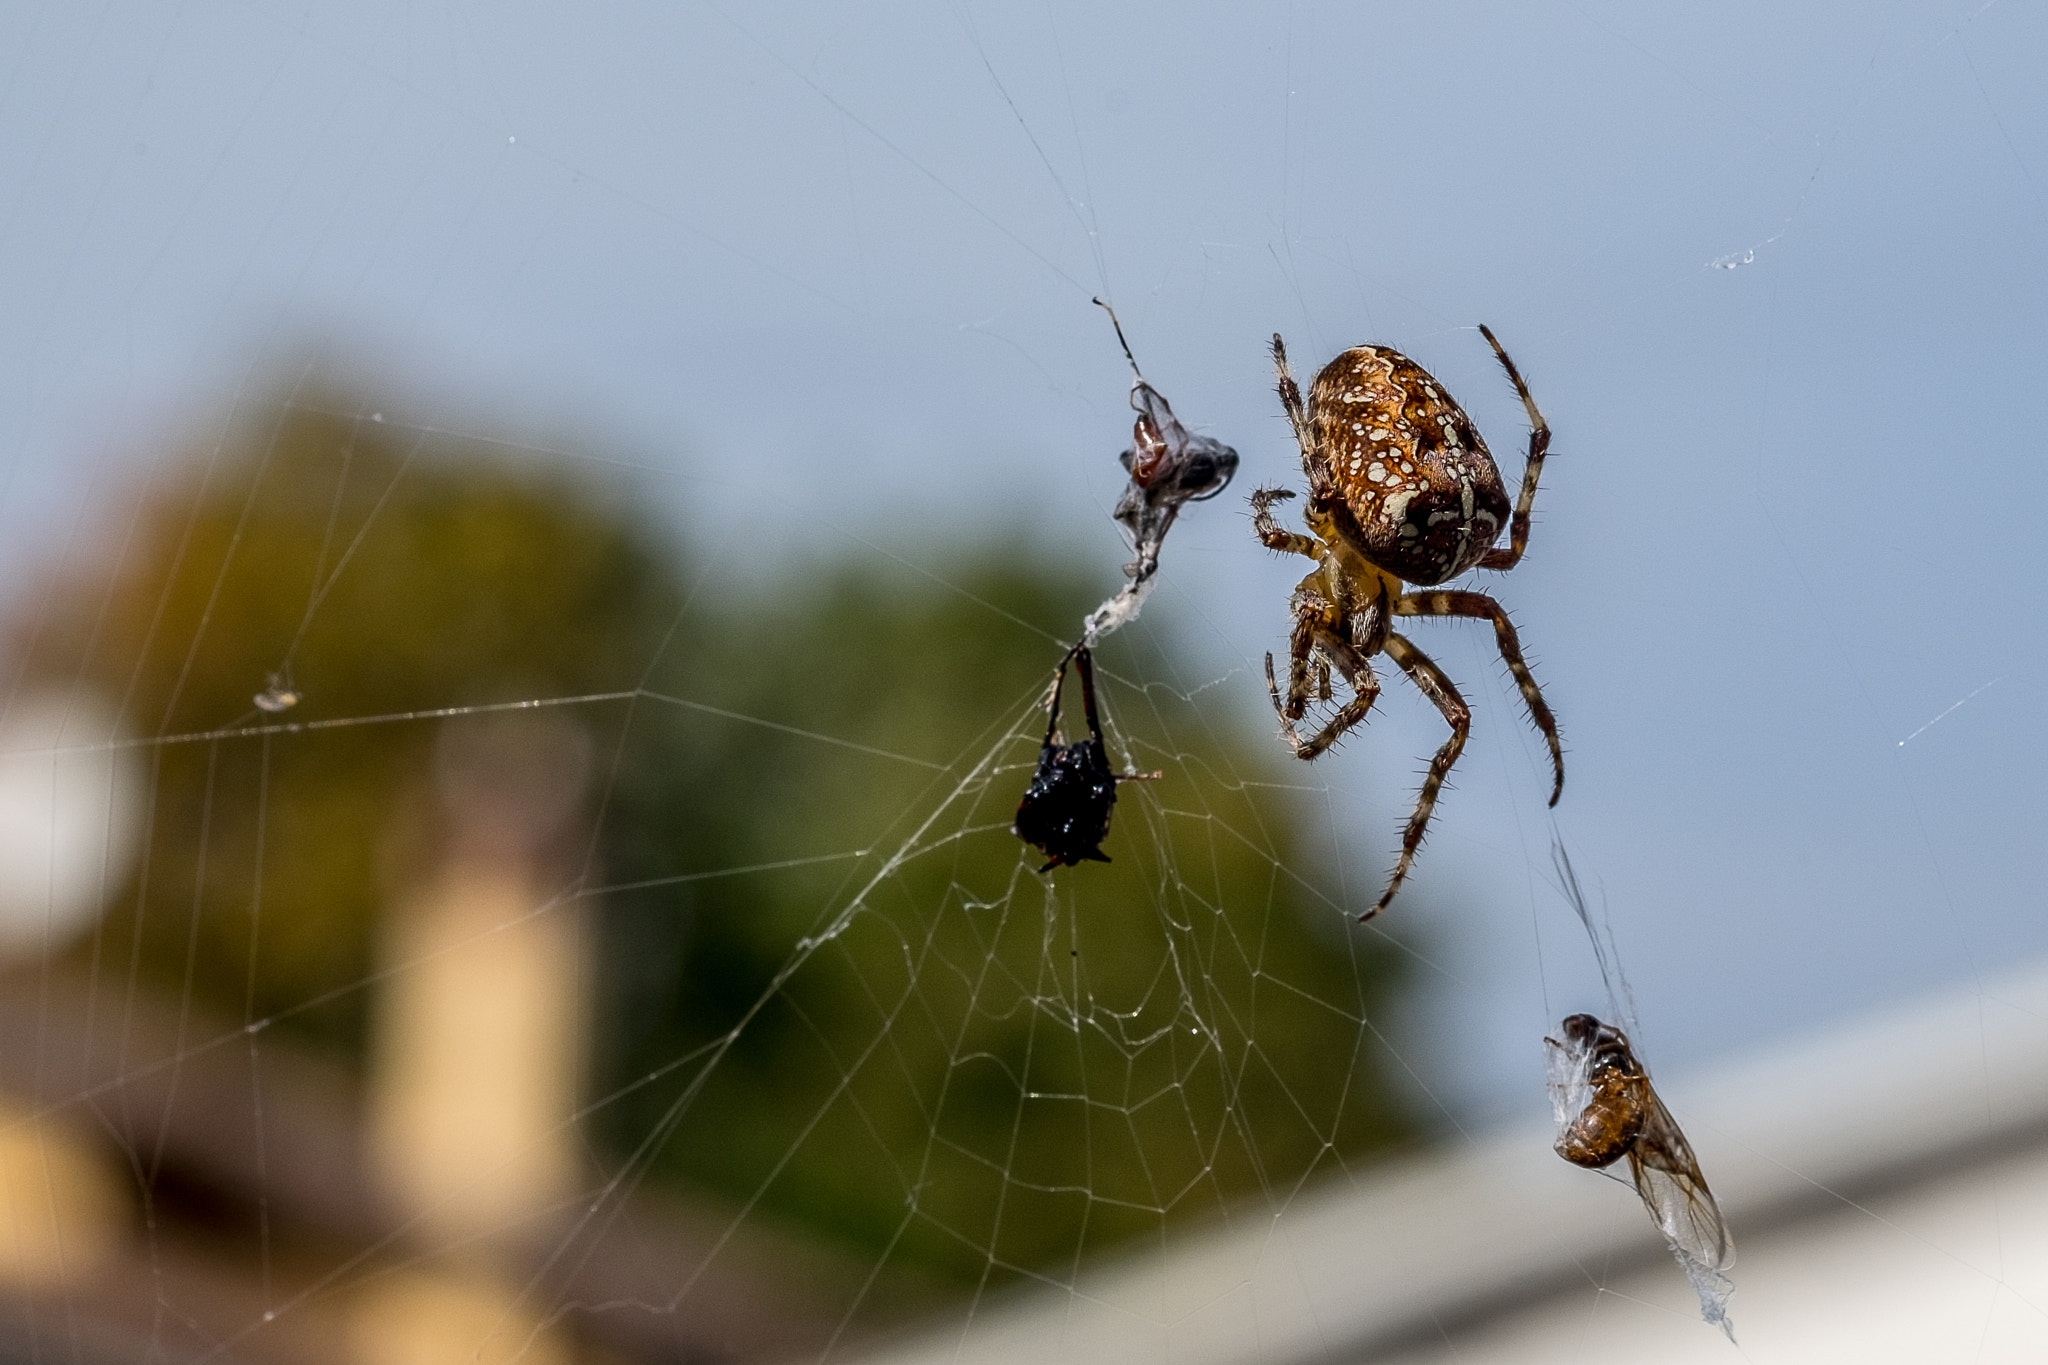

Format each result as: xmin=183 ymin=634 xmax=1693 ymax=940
xmin=841 ymin=955 xmax=2048 ymax=1365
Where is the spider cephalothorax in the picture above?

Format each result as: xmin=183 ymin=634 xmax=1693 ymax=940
xmin=1255 ymin=327 xmax=1564 ymax=918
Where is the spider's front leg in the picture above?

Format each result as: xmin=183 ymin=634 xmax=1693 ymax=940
xmin=1368 ymin=632 xmax=1472 ymax=921
xmin=1251 ymin=487 xmax=1318 ymax=559
xmin=1272 ymin=333 xmax=1342 ymax=502
xmin=1271 ymin=333 xmax=1315 ymax=458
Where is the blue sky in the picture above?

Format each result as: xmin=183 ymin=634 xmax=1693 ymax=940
xmin=1 ymin=0 xmax=2043 ymax=1117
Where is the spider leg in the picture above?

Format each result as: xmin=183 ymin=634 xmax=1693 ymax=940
xmin=1473 ymin=325 xmax=1553 ymax=573
xmin=1265 ymin=602 xmax=1381 ymax=760
xmin=1271 ymin=334 xmax=1326 ymax=492
xmin=1394 ymin=590 xmax=1564 ymax=806
xmin=1271 ymin=334 xmax=1313 ymax=447
xmin=1369 ymin=632 xmax=1472 ymax=921
xmin=1272 ymin=595 xmax=1323 ymax=723
xmin=1251 ymin=486 xmax=1319 ymax=559
xmin=1265 ymin=652 xmax=1382 ymax=762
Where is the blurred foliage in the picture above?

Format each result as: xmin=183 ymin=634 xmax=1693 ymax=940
xmin=9 ymin=395 xmax=678 ymax=1051
xmin=597 ymin=554 xmax=1417 ymax=1287
xmin=8 ymin=379 xmax=1417 ymax=1294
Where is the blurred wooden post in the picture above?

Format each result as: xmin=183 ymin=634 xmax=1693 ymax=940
xmin=360 ymin=713 xmax=594 ymax=1365
xmin=0 ymin=691 xmax=140 ymax=1294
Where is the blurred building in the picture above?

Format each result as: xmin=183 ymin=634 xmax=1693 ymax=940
xmin=849 ymin=956 xmax=2048 ymax=1364
xmin=0 ymin=707 xmax=873 ymax=1365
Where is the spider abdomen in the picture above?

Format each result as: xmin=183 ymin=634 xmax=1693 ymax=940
xmin=1308 ymin=346 xmax=1511 ymax=585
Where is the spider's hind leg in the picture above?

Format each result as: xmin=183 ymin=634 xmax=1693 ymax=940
xmin=1271 ymin=335 xmax=1311 ymax=448
xmin=1475 ymin=325 xmax=1553 ymax=573
xmin=1394 ymin=589 xmax=1563 ymax=805
xmin=1368 ymin=632 xmax=1472 ymax=921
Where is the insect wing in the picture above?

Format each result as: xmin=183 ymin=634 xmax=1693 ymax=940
xmin=1543 ymin=1034 xmax=1594 ymax=1130
xmin=1628 ymin=1083 xmax=1736 ymax=1336
xmin=1628 ymin=1087 xmax=1731 ymax=1268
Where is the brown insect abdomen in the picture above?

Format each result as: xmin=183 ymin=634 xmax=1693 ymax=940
xmin=1554 ymin=1067 xmax=1646 ymax=1168
xmin=1309 ymin=347 xmax=1511 ymax=585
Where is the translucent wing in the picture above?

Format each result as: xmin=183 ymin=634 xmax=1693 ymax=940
xmin=1543 ymin=1034 xmax=1592 ymax=1129
xmin=1628 ymin=1082 xmax=1736 ymax=1338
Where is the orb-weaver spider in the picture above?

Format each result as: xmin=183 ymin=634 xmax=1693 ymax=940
xmin=1254 ymin=327 xmax=1563 ymax=919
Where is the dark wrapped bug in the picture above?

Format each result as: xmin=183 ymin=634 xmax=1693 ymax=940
xmin=1012 ymin=644 xmax=1156 ymax=871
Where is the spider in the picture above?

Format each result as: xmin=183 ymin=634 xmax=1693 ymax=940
xmin=1254 ymin=327 xmax=1563 ymax=919
xmin=1012 ymin=644 xmax=1157 ymax=871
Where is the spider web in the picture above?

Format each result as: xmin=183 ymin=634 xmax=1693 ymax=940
xmin=0 ymin=1 xmax=2046 ymax=1363
xmin=0 ymin=387 xmax=1423 ymax=1364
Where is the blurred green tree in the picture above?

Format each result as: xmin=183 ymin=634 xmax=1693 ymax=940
xmin=8 ymin=380 xmax=1418 ymax=1295
xmin=597 ymin=556 xmax=1420 ymax=1289
xmin=9 ymin=394 xmax=681 ymax=1052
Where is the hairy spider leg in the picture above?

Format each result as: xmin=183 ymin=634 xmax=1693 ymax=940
xmin=1253 ymin=484 xmax=1400 ymax=758
xmin=1264 ymin=594 xmax=1384 ymax=760
xmin=1369 ymin=632 xmax=1472 ymax=921
xmin=1270 ymin=335 xmax=1331 ymax=497
xmin=1250 ymin=486 xmax=1318 ymax=558
xmin=1394 ymin=589 xmax=1564 ymax=806
xmin=1474 ymin=325 xmax=1553 ymax=573
xmin=1276 ymin=598 xmax=1324 ymax=722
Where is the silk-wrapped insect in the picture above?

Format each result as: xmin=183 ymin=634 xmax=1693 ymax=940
xmin=1012 ymin=645 xmax=1156 ymax=871
xmin=1547 ymin=1012 xmax=1736 ymax=1337
xmin=1081 ymin=300 xmax=1238 ymax=645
